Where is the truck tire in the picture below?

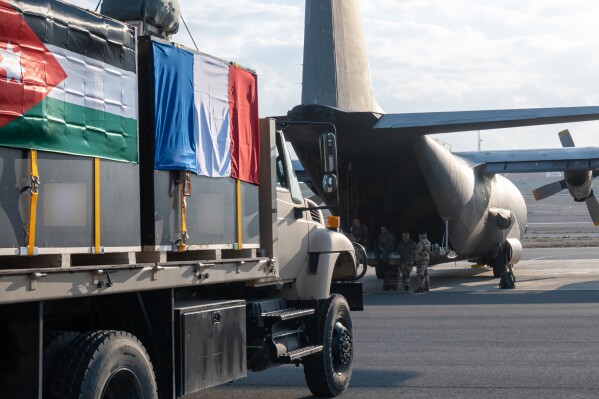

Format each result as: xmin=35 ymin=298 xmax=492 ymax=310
xmin=43 ymin=330 xmax=80 ymax=391
xmin=303 ymin=294 xmax=353 ymax=397
xmin=353 ymin=242 xmax=368 ymax=280
xmin=46 ymin=330 xmax=158 ymax=399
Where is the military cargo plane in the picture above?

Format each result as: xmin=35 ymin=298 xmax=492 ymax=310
xmin=280 ymin=0 xmax=599 ymax=279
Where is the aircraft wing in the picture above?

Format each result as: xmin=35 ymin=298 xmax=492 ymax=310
xmin=374 ymin=106 xmax=599 ymax=135
xmin=284 ymin=104 xmax=599 ymax=158
xmin=455 ymin=147 xmax=599 ymax=173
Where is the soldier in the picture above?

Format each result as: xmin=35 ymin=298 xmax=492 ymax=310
xmin=377 ymin=226 xmax=395 ymax=259
xmin=349 ymin=218 xmax=369 ymax=249
xmin=396 ymin=231 xmax=416 ymax=291
xmin=414 ymin=230 xmax=431 ymax=293
xmin=377 ymin=226 xmax=397 ymax=291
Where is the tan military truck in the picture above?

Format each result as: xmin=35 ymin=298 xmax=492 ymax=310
xmin=0 ymin=1 xmax=361 ymax=398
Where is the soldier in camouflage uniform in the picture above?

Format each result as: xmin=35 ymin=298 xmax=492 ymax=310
xmin=396 ymin=231 xmax=416 ymax=291
xmin=414 ymin=230 xmax=431 ymax=293
xmin=349 ymin=218 xmax=369 ymax=250
xmin=377 ymin=226 xmax=397 ymax=290
xmin=377 ymin=226 xmax=395 ymax=260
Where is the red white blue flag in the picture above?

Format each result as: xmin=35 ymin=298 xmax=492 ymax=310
xmin=152 ymin=42 xmax=260 ymax=185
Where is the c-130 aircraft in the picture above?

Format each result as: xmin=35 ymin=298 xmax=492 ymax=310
xmin=280 ymin=0 xmax=599 ymax=281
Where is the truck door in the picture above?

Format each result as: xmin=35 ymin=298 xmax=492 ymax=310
xmin=275 ymin=132 xmax=309 ymax=281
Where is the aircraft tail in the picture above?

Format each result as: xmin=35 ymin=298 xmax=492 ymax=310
xmin=302 ymin=0 xmax=382 ymax=113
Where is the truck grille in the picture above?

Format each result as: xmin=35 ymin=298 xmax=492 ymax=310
xmin=309 ymin=209 xmax=321 ymax=223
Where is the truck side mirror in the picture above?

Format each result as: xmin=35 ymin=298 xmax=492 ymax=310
xmin=319 ymin=132 xmax=337 ymax=174
xmin=322 ymin=173 xmax=338 ymax=194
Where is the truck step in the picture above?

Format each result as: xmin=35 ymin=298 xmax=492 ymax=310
xmin=261 ymin=308 xmax=314 ymax=322
xmin=277 ymin=345 xmax=323 ymax=363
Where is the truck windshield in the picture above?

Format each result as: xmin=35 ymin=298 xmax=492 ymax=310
xmin=275 ymin=145 xmax=287 ymax=188
xmin=275 ymin=132 xmax=303 ymax=204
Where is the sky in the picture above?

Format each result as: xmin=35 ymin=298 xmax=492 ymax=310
xmin=69 ymin=0 xmax=599 ymax=151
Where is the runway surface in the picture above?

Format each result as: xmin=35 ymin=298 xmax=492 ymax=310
xmin=193 ymin=247 xmax=599 ymax=399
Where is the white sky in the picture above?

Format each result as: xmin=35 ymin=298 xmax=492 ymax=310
xmin=70 ymin=0 xmax=599 ymax=151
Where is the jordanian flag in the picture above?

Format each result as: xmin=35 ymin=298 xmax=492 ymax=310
xmin=0 ymin=0 xmax=137 ymax=163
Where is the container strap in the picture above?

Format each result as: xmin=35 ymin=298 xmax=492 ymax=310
xmin=177 ymin=172 xmax=191 ymax=252
xmin=27 ymin=150 xmax=39 ymax=256
xmin=236 ymin=178 xmax=242 ymax=250
xmin=94 ymin=157 xmax=101 ymax=254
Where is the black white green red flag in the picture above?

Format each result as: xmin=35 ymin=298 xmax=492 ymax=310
xmin=0 ymin=0 xmax=137 ymax=162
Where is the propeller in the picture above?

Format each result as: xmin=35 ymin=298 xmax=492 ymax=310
xmin=586 ymin=194 xmax=599 ymax=226
xmin=532 ymin=179 xmax=567 ymax=201
xmin=558 ymin=129 xmax=575 ymax=147
xmin=532 ymin=130 xmax=574 ymax=201
xmin=532 ymin=129 xmax=599 ymax=225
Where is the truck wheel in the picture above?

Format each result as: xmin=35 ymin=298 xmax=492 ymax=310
xmin=43 ymin=330 xmax=80 ymax=391
xmin=304 ymin=294 xmax=353 ymax=397
xmin=353 ymin=243 xmax=368 ymax=280
xmin=375 ymin=265 xmax=385 ymax=279
xmin=46 ymin=330 xmax=158 ymax=399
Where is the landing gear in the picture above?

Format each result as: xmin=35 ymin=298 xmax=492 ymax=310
xmin=490 ymin=244 xmax=513 ymax=278
xmin=491 ymin=255 xmax=508 ymax=277
xmin=499 ymin=265 xmax=516 ymax=289
xmin=491 ymin=247 xmax=516 ymax=289
xmin=490 ymin=242 xmax=516 ymax=289
xmin=492 ymin=261 xmax=507 ymax=277
xmin=303 ymin=295 xmax=353 ymax=397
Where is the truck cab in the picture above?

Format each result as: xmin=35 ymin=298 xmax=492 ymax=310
xmin=266 ymin=123 xmax=357 ymax=299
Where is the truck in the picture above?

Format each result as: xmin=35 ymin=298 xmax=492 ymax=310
xmin=0 ymin=0 xmax=362 ymax=398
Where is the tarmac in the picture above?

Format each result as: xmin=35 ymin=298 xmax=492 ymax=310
xmin=194 ymin=247 xmax=599 ymax=399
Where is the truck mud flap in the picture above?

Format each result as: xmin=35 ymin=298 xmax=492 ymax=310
xmin=331 ymin=281 xmax=363 ymax=311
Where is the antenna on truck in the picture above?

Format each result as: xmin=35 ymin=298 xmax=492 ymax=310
xmin=180 ymin=13 xmax=199 ymax=51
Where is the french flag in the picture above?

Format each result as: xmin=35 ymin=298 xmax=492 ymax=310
xmin=152 ymin=41 xmax=259 ymax=185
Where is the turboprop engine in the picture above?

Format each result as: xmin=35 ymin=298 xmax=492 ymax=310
xmin=564 ymin=170 xmax=593 ymax=201
xmin=532 ymin=130 xmax=599 ymax=225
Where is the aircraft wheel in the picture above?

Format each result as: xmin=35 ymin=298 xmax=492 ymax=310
xmin=499 ymin=271 xmax=516 ymax=289
xmin=46 ymin=330 xmax=158 ymax=399
xmin=304 ymin=294 xmax=353 ymax=397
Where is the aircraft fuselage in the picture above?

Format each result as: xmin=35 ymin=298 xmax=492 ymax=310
xmin=413 ymin=135 xmax=526 ymax=262
xmin=290 ymin=128 xmax=526 ymax=267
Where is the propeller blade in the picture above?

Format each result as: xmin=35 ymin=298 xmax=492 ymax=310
xmin=532 ymin=179 xmax=567 ymax=200
xmin=558 ymin=129 xmax=575 ymax=147
xmin=586 ymin=195 xmax=599 ymax=226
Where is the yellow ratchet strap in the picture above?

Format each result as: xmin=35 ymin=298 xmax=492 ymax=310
xmin=27 ymin=150 xmax=39 ymax=256
xmin=236 ymin=179 xmax=242 ymax=250
xmin=178 ymin=172 xmax=191 ymax=252
xmin=94 ymin=158 xmax=101 ymax=254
